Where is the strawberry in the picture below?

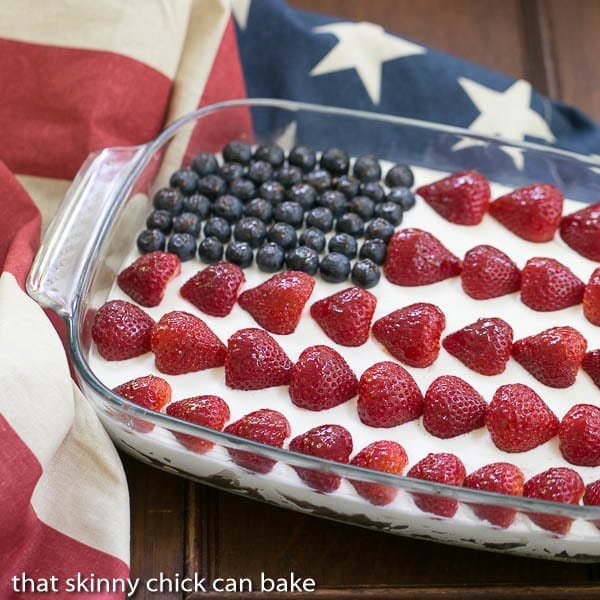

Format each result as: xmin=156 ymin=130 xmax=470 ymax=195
xmin=91 ymin=300 xmax=155 ymax=360
xmin=523 ymin=467 xmax=584 ymax=535
xmin=558 ymin=404 xmax=600 ymax=467
xmin=383 ymin=228 xmax=462 ymax=286
xmin=582 ymin=349 xmax=600 ymax=389
xmin=511 ymin=325 xmax=587 ymax=388
xmin=180 ymin=261 xmax=245 ymax=317
xmin=485 ymin=383 xmax=559 ymax=452
xmin=372 ymin=303 xmax=446 ymax=368
xmin=288 ymin=424 xmax=353 ymax=493
xmin=416 ymin=169 xmax=491 ymax=225
xmin=583 ymin=267 xmax=600 ymax=326
xmin=559 ymin=201 xmax=600 ymax=261
xmin=225 ymin=328 xmax=293 ymax=390
xmin=520 ymin=257 xmax=585 ymax=311
xmin=442 ymin=317 xmax=513 ymax=376
xmin=349 ymin=440 xmax=408 ymax=506
xmin=113 ymin=374 xmax=171 ymax=433
xmin=583 ymin=479 xmax=600 ymax=528
xmin=357 ymin=361 xmax=423 ymax=427
xmin=224 ymin=409 xmax=291 ymax=474
xmin=165 ymin=395 xmax=230 ymax=453
xmin=117 ymin=251 xmax=181 ymax=307
xmin=463 ymin=462 xmax=524 ymax=528
xmin=422 ymin=375 xmax=487 ymax=439
xmin=289 ymin=345 xmax=358 ymax=411
xmin=150 ymin=310 xmax=227 ymax=375
xmin=488 ymin=183 xmax=563 ymax=242
xmin=310 ymin=286 xmax=377 ymax=347
xmin=237 ymin=271 xmax=315 ymax=334
xmin=407 ymin=452 xmax=466 ymax=518
xmin=460 ymin=245 xmax=521 ymax=300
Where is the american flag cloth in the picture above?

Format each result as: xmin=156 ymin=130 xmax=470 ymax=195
xmin=1 ymin=0 xmax=599 ymax=597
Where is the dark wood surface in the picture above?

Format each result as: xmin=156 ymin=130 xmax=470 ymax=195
xmin=125 ymin=2 xmax=600 ymax=598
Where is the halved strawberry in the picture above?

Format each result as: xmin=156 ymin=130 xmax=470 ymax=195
xmin=310 ymin=286 xmax=377 ymax=347
xmin=558 ymin=404 xmax=600 ymax=467
xmin=582 ymin=349 xmax=600 ymax=389
xmin=583 ymin=267 xmax=600 ymax=326
xmin=461 ymin=245 xmax=521 ymax=300
xmin=560 ymin=201 xmax=600 ymax=261
xmin=117 ymin=251 xmax=181 ymax=307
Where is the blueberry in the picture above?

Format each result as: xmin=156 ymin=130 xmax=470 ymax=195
xmin=169 ymin=167 xmax=199 ymax=195
xmin=243 ymin=198 xmax=273 ymax=222
xmin=287 ymin=183 xmax=316 ymax=210
xmin=182 ymin=194 xmax=211 ymax=219
xmin=359 ymin=238 xmax=387 ymax=265
xmin=198 ymin=236 xmax=224 ymax=264
xmin=374 ymin=201 xmax=403 ymax=226
xmin=347 ymin=195 xmax=375 ymax=221
xmin=167 ymin=232 xmax=197 ymax=261
xmin=305 ymin=207 xmax=334 ymax=233
xmin=385 ymin=163 xmax=414 ymax=188
xmin=275 ymin=165 xmax=304 ymax=188
xmin=320 ymin=147 xmax=349 ymax=176
xmin=328 ymin=233 xmax=357 ymax=259
xmin=361 ymin=181 xmax=385 ymax=203
xmin=285 ymin=246 xmax=319 ymax=275
xmin=335 ymin=175 xmax=360 ymax=199
xmin=146 ymin=209 xmax=172 ymax=233
xmin=254 ymin=143 xmax=285 ymax=168
xmin=233 ymin=216 xmax=267 ymax=248
xmin=153 ymin=188 xmax=184 ymax=214
xmin=365 ymin=217 xmax=395 ymax=242
xmin=198 ymin=174 xmax=227 ymax=199
xmin=256 ymin=242 xmax=285 ymax=273
xmin=172 ymin=212 xmax=202 ymax=237
xmin=247 ymin=160 xmax=273 ymax=185
xmin=353 ymin=154 xmax=381 ymax=183
xmin=137 ymin=229 xmax=166 ymax=253
xmin=204 ymin=216 xmax=231 ymax=243
xmin=320 ymin=252 xmax=351 ymax=283
xmin=288 ymin=145 xmax=316 ymax=172
xmin=299 ymin=227 xmax=326 ymax=253
xmin=387 ymin=186 xmax=417 ymax=211
xmin=225 ymin=241 xmax=253 ymax=268
xmin=212 ymin=194 xmax=244 ymax=222
xmin=190 ymin=152 xmax=218 ymax=176
xmin=259 ymin=180 xmax=286 ymax=203
xmin=317 ymin=190 xmax=347 ymax=218
xmin=304 ymin=168 xmax=332 ymax=193
xmin=351 ymin=259 xmax=381 ymax=289
xmin=267 ymin=222 xmax=297 ymax=250
xmin=223 ymin=140 xmax=252 ymax=165
xmin=229 ymin=177 xmax=256 ymax=202
xmin=272 ymin=201 xmax=304 ymax=228
xmin=335 ymin=213 xmax=364 ymax=237
xmin=218 ymin=161 xmax=245 ymax=183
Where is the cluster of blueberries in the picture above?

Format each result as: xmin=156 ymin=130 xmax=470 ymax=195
xmin=136 ymin=140 xmax=416 ymax=288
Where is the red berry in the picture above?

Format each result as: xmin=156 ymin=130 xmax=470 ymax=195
xmin=224 ymin=409 xmax=291 ymax=474
xmin=520 ymin=257 xmax=585 ymax=311
xmin=289 ymin=424 xmax=353 ymax=493
xmin=512 ymin=326 xmax=587 ymax=388
xmin=91 ymin=300 xmax=155 ymax=360
xmin=407 ymin=452 xmax=466 ymax=517
xmin=485 ymin=383 xmax=559 ymax=452
xmin=489 ymin=183 xmax=563 ymax=242
xmin=383 ymin=228 xmax=462 ymax=286
xmin=559 ymin=201 xmax=600 ymax=261
xmin=238 ymin=271 xmax=315 ymax=334
xmin=117 ymin=251 xmax=181 ymax=307
xmin=310 ymin=286 xmax=377 ymax=347
xmin=523 ymin=467 xmax=584 ymax=534
xmin=180 ymin=262 xmax=245 ymax=317
xmin=583 ymin=267 xmax=600 ymax=326
xmin=150 ymin=310 xmax=227 ymax=375
xmin=442 ymin=317 xmax=513 ymax=376
xmin=416 ymin=169 xmax=491 ymax=225
xmin=225 ymin=328 xmax=293 ymax=390
xmin=583 ymin=479 xmax=600 ymax=528
xmin=350 ymin=440 xmax=408 ymax=506
xmin=357 ymin=361 xmax=423 ymax=427
xmin=582 ymin=349 xmax=600 ymax=389
xmin=463 ymin=462 xmax=524 ymax=528
xmin=423 ymin=375 xmax=487 ymax=439
xmin=289 ymin=345 xmax=358 ymax=411
xmin=558 ymin=404 xmax=600 ymax=467
xmin=460 ymin=244 xmax=521 ymax=300
xmin=372 ymin=303 xmax=446 ymax=368
xmin=166 ymin=395 xmax=230 ymax=453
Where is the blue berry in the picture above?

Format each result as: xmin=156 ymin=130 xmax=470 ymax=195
xmin=229 ymin=177 xmax=256 ymax=202
xmin=365 ymin=217 xmax=394 ymax=242
xmin=374 ymin=201 xmax=403 ymax=226
xmin=287 ymin=183 xmax=316 ymax=210
xmin=191 ymin=152 xmax=218 ymax=176
xmin=182 ymin=194 xmax=211 ymax=219
xmin=168 ymin=232 xmax=197 ymax=261
xmin=335 ymin=213 xmax=364 ymax=237
xmin=146 ymin=209 xmax=172 ymax=233
xmin=320 ymin=147 xmax=349 ymax=176
xmin=304 ymin=168 xmax=332 ymax=192
xmin=256 ymin=242 xmax=285 ymax=272
xmin=288 ymin=145 xmax=316 ymax=172
xmin=347 ymin=195 xmax=375 ymax=221
xmin=254 ymin=143 xmax=285 ymax=168
xmin=223 ymin=140 xmax=252 ymax=165
xmin=172 ymin=212 xmax=202 ymax=237
xmin=299 ymin=227 xmax=326 ymax=253
xmin=353 ymin=154 xmax=381 ymax=183
xmin=225 ymin=241 xmax=253 ymax=268
xmin=259 ymin=180 xmax=286 ymax=203
xmin=198 ymin=236 xmax=224 ymax=263
xmin=203 ymin=216 xmax=231 ymax=243
xmin=360 ymin=181 xmax=385 ymax=203
xmin=320 ymin=252 xmax=351 ymax=283
xmin=359 ymin=238 xmax=387 ymax=265
xmin=247 ymin=160 xmax=273 ymax=184
xmin=335 ymin=175 xmax=360 ymax=199
xmin=243 ymin=198 xmax=273 ymax=222
xmin=137 ymin=229 xmax=166 ymax=253
xmin=385 ymin=163 xmax=414 ymax=188
xmin=198 ymin=174 xmax=227 ymax=199
xmin=305 ymin=207 xmax=334 ymax=232
xmin=351 ymin=259 xmax=380 ymax=289
xmin=233 ymin=217 xmax=267 ymax=248
xmin=169 ymin=168 xmax=199 ymax=195
xmin=387 ymin=186 xmax=416 ymax=211
xmin=275 ymin=165 xmax=304 ymax=188
xmin=328 ymin=233 xmax=357 ymax=259
xmin=285 ymin=246 xmax=319 ymax=275
xmin=317 ymin=190 xmax=347 ymax=218
xmin=218 ymin=161 xmax=245 ymax=183
xmin=153 ymin=188 xmax=184 ymax=214
xmin=267 ymin=222 xmax=297 ymax=250
xmin=212 ymin=194 xmax=244 ymax=222
xmin=273 ymin=201 xmax=304 ymax=228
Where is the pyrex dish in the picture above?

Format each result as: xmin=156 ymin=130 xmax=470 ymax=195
xmin=27 ymin=99 xmax=600 ymax=561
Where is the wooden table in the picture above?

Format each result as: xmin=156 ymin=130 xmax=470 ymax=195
xmin=124 ymin=1 xmax=600 ymax=598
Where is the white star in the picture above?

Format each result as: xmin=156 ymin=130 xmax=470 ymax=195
xmin=274 ymin=120 xmax=297 ymax=150
xmin=310 ymin=22 xmax=425 ymax=105
xmin=230 ymin=0 xmax=251 ymax=29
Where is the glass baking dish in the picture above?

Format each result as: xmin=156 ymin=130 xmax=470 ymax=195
xmin=27 ymin=98 xmax=600 ymax=561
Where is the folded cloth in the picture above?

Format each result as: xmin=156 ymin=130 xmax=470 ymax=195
xmin=1 ymin=0 xmax=599 ymax=597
